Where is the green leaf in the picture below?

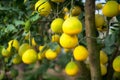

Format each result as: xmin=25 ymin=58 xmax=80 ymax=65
xmin=13 ymin=19 xmax=25 ymax=26
xmin=102 ymin=46 xmax=115 ymax=55
xmin=29 ymin=12 xmax=41 ymax=22
xmin=5 ymin=24 xmax=17 ymax=33
xmin=116 ymin=14 xmax=120 ymax=21
xmin=24 ymin=20 xmax=31 ymax=32
xmin=47 ymin=42 xmax=59 ymax=51
xmin=104 ymin=33 xmax=116 ymax=47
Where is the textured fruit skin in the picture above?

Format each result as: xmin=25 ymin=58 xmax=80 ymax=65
xmin=18 ymin=43 xmax=30 ymax=56
xmin=102 ymin=1 xmax=119 ymax=17
xmin=101 ymin=64 xmax=107 ymax=76
xmin=45 ymin=49 xmax=57 ymax=60
xmin=35 ymin=0 xmax=51 ymax=16
xmin=113 ymin=56 xmax=120 ymax=72
xmin=62 ymin=17 xmax=82 ymax=35
xmin=65 ymin=61 xmax=79 ymax=76
xmin=51 ymin=18 xmax=64 ymax=33
xmin=60 ymin=33 xmax=78 ymax=49
xmin=73 ymin=45 xmax=88 ymax=61
xmin=100 ymin=50 xmax=108 ymax=64
xmin=22 ymin=49 xmax=37 ymax=64
xmin=95 ymin=14 xmax=105 ymax=28
xmin=71 ymin=6 xmax=81 ymax=16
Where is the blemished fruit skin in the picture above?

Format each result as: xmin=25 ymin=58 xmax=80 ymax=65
xmin=45 ymin=49 xmax=57 ymax=60
xmin=35 ymin=0 xmax=51 ymax=16
xmin=101 ymin=64 xmax=107 ymax=76
xmin=62 ymin=17 xmax=82 ymax=35
xmin=60 ymin=33 xmax=78 ymax=49
xmin=102 ymin=1 xmax=119 ymax=17
xmin=51 ymin=0 xmax=64 ymax=2
xmin=51 ymin=18 xmax=64 ymax=33
xmin=73 ymin=45 xmax=88 ymax=61
xmin=22 ymin=49 xmax=37 ymax=64
xmin=113 ymin=56 xmax=120 ymax=72
xmin=65 ymin=61 xmax=79 ymax=76
xmin=71 ymin=6 xmax=81 ymax=16
xmin=100 ymin=50 xmax=108 ymax=64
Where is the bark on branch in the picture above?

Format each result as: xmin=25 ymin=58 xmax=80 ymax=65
xmin=85 ymin=0 xmax=101 ymax=80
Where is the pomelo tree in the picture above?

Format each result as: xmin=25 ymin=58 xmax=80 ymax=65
xmin=0 ymin=0 xmax=120 ymax=80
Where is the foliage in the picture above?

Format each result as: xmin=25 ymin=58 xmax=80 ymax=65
xmin=0 ymin=0 xmax=120 ymax=80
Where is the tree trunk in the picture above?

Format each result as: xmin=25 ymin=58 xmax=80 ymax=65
xmin=85 ymin=0 xmax=101 ymax=80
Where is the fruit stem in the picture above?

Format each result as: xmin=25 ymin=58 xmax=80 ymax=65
xmin=71 ymin=57 xmax=74 ymax=62
xmin=56 ymin=3 xmax=59 ymax=18
xmin=106 ymin=17 xmax=112 ymax=36
xmin=70 ymin=0 xmax=74 ymax=17
xmin=28 ymin=31 xmax=31 ymax=46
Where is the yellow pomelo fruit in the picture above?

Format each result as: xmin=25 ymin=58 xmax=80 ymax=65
xmin=45 ymin=49 xmax=57 ymax=60
xmin=113 ymin=71 xmax=120 ymax=79
xmin=35 ymin=0 xmax=51 ymax=16
xmin=39 ymin=45 xmax=44 ymax=51
xmin=38 ymin=52 xmax=45 ymax=60
xmin=96 ymin=3 xmax=103 ymax=10
xmin=100 ymin=50 xmax=108 ymax=64
xmin=12 ymin=54 xmax=22 ymax=64
xmin=102 ymin=1 xmax=119 ymax=17
xmin=62 ymin=17 xmax=82 ymax=35
xmin=119 ymin=4 xmax=120 ymax=14
xmin=22 ymin=49 xmax=37 ymax=64
xmin=65 ymin=61 xmax=79 ymax=76
xmin=73 ymin=45 xmax=88 ymax=61
xmin=32 ymin=38 xmax=37 ymax=46
xmin=18 ymin=43 xmax=30 ymax=56
xmin=2 ymin=48 xmax=11 ymax=57
xmin=71 ymin=6 xmax=81 ymax=16
xmin=64 ymin=13 xmax=70 ymax=20
xmin=60 ymin=33 xmax=78 ymax=49
xmin=51 ymin=0 xmax=64 ymax=3
xmin=95 ymin=14 xmax=105 ymax=28
xmin=51 ymin=34 xmax=60 ymax=43
xmin=113 ymin=55 xmax=120 ymax=72
xmin=7 ymin=39 xmax=19 ymax=52
xmin=101 ymin=64 xmax=107 ymax=76
xmin=63 ymin=7 xmax=69 ymax=13
xmin=38 ymin=45 xmax=46 ymax=60
xmin=51 ymin=18 xmax=64 ymax=33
